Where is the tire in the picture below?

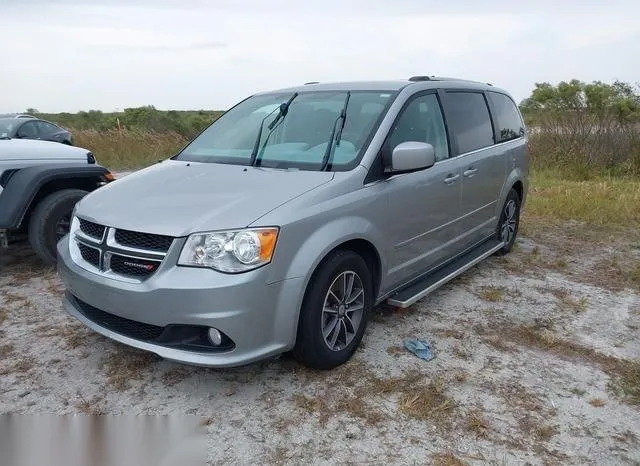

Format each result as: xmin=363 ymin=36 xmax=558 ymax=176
xmin=28 ymin=189 xmax=88 ymax=265
xmin=292 ymin=250 xmax=374 ymax=370
xmin=495 ymin=188 xmax=521 ymax=256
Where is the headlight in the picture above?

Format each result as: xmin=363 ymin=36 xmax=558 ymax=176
xmin=178 ymin=227 xmax=279 ymax=273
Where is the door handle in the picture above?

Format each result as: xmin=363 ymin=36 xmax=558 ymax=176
xmin=444 ymin=174 xmax=460 ymax=185
xmin=463 ymin=168 xmax=478 ymax=177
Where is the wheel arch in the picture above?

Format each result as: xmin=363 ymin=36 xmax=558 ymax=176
xmin=495 ymin=167 xmax=527 ymax=221
xmin=272 ymin=216 xmax=387 ymax=349
xmin=305 ymin=238 xmax=383 ymax=302
xmin=0 ymin=164 xmax=112 ymax=231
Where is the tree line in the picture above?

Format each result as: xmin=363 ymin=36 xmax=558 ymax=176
xmin=26 ymin=106 xmax=224 ymax=138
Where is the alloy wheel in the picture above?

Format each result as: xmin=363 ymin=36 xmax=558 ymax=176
xmin=321 ymin=271 xmax=365 ymax=351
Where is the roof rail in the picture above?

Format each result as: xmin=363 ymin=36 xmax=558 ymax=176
xmin=409 ymin=76 xmax=493 ymax=86
xmin=304 ymin=81 xmax=320 ymax=85
xmin=408 ymin=76 xmax=432 ymax=82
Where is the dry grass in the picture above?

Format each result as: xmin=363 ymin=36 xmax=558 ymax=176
xmin=293 ymin=392 xmax=386 ymax=426
xmin=0 ymin=343 xmax=15 ymax=359
xmin=1 ymin=357 xmax=36 ymax=377
xmin=535 ymin=424 xmax=557 ymax=442
xmin=293 ymin=364 xmax=457 ymax=429
xmin=466 ymin=409 xmax=489 ymax=438
xmin=589 ymin=398 xmax=607 ymax=407
xmin=72 ymin=128 xmax=187 ymax=170
xmin=76 ymin=396 xmax=106 ymax=415
xmin=491 ymin=382 xmax=544 ymax=413
xmin=483 ymin=336 xmax=516 ymax=353
xmin=500 ymin=324 xmax=640 ymax=405
xmin=525 ymin=171 xmax=640 ymax=229
xmin=41 ymin=324 xmax=92 ymax=350
xmin=431 ymin=451 xmax=467 ymax=466
xmin=478 ymin=286 xmax=505 ymax=302
xmin=400 ymin=377 xmax=455 ymax=421
xmin=101 ymin=348 xmax=158 ymax=391
xmin=0 ymin=291 xmax=29 ymax=309
xmin=548 ymin=289 xmax=589 ymax=313
xmin=161 ymin=367 xmax=193 ymax=387
xmin=452 ymin=345 xmax=472 ymax=360
xmin=386 ymin=345 xmax=404 ymax=356
xmin=453 ymin=371 xmax=471 ymax=384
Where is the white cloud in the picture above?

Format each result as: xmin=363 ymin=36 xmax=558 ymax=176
xmin=1 ymin=1 xmax=639 ymax=112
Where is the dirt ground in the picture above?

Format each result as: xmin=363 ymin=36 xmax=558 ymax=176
xmin=1 ymin=216 xmax=639 ymax=465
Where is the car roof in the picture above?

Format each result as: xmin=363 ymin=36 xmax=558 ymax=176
xmin=256 ymin=76 xmax=509 ymax=96
xmin=0 ymin=117 xmax=58 ymax=125
xmin=0 ymin=114 xmax=36 ymax=119
xmin=0 ymin=117 xmax=30 ymax=125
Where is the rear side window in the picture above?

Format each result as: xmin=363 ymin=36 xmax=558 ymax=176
xmin=37 ymin=121 xmax=60 ymax=136
xmin=487 ymin=92 xmax=525 ymax=142
xmin=445 ymin=92 xmax=494 ymax=154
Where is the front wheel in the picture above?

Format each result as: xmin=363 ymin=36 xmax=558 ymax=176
xmin=495 ymin=188 xmax=521 ymax=256
xmin=28 ymin=189 xmax=88 ymax=265
xmin=292 ymin=250 xmax=373 ymax=370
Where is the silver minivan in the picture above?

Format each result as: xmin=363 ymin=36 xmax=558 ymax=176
xmin=57 ymin=76 xmax=528 ymax=369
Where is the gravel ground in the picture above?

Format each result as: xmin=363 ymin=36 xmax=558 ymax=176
xmin=1 ymin=201 xmax=639 ymax=465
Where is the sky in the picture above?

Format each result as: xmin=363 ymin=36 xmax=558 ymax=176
xmin=2 ymin=0 xmax=639 ymax=113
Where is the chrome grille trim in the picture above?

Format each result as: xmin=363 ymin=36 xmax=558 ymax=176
xmin=106 ymin=228 xmax=166 ymax=259
xmin=70 ymin=216 xmax=171 ymax=283
xmin=78 ymin=218 xmax=106 ymax=242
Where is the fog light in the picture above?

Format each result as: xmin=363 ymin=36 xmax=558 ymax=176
xmin=208 ymin=328 xmax=222 ymax=346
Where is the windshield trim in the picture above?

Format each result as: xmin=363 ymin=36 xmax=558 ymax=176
xmin=173 ymin=89 xmax=400 ymax=172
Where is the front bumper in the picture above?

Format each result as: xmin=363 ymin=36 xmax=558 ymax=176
xmin=57 ymin=237 xmax=305 ymax=368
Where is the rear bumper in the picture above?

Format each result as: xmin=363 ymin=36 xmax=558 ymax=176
xmin=57 ymin=237 xmax=305 ymax=368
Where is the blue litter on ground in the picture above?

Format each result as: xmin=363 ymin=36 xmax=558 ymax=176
xmin=403 ymin=338 xmax=435 ymax=361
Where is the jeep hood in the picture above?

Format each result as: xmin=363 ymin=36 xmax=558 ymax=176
xmin=75 ymin=160 xmax=334 ymax=237
xmin=0 ymin=138 xmax=90 ymax=161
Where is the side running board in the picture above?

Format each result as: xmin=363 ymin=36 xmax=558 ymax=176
xmin=387 ymin=240 xmax=505 ymax=308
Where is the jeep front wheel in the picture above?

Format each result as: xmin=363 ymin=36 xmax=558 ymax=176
xmin=28 ymin=189 xmax=88 ymax=265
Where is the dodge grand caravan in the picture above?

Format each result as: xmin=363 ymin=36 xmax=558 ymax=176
xmin=57 ymin=76 xmax=528 ymax=370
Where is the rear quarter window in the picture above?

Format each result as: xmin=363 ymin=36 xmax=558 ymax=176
xmin=487 ymin=92 xmax=526 ymax=142
xmin=445 ymin=92 xmax=494 ymax=154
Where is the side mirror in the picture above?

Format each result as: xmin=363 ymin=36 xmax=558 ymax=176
xmin=390 ymin=141 xmax=436 ymax=174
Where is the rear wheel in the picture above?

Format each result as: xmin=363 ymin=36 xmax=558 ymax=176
xmin=293 ymin=250 xmax=373 ymax=370
xmin=495 ymin=188 xmax=521 ymax=256
xmin=28 ymin=189 xmax=88 ymax=265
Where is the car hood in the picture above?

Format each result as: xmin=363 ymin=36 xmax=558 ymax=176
xmin=0 ymin=138 xmax=89 ymax=161
xmin=75 ymin=160 xmax=334 ymax=237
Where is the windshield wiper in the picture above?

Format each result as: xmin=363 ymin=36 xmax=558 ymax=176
xmin=249 ymin=92 xmax=298 ymax=167
xmin=320 ymin=91 xmax=351 ymax=171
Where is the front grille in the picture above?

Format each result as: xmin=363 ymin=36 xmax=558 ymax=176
xmin=73 ymin=296 xmax=164 ymax=341
xmin=79 ymin=218 xmax=105 ymax=240
xmin=109 ymin=254 xmax=161 ymax=278
xmin=78 ymin=243 xmax=100 ymax=267
xmin=114 ymin=229 xmax=174 ymax=252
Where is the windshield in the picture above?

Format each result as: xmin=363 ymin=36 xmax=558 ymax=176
xmin=175 ymin=90 xmax=395 ymax=170
xmin=0 ymin=119 xmax=16 ymax=138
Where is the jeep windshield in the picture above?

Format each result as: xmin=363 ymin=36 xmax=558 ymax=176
xmin=175 ymin=90 xmax=395 ymax=171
